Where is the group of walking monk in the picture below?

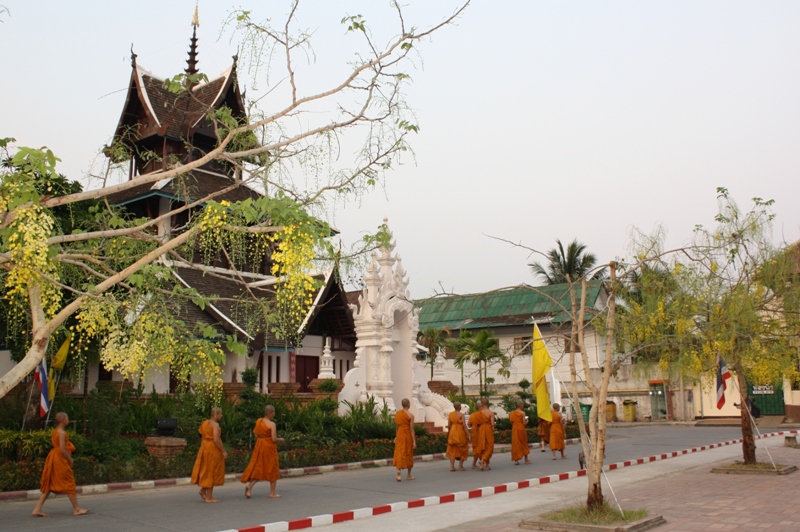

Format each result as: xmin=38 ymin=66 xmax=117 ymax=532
xmin=191 ymin=405 xmax=284 ymax=502
xmin=33 ymin=399 xmax=569 ymax=516
xmin=440 ymin=398 xmax=569 ymax=476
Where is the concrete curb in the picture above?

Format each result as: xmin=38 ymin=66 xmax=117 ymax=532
xmin=218 ymin=430 xmax=799 ymax=532
xmin=0 ymin=439 xmax=581 ymax=503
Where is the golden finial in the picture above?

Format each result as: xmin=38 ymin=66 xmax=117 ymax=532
xmin=191 ymin=3 xmax=199 ymax=28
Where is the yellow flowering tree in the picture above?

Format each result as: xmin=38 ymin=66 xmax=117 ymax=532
xmin=0 ymin=1 xmax=469 ymax=400
xmin=659 ymin=189 xmax=800 ymax=464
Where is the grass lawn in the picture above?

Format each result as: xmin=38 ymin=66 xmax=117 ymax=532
xmin=541 ymin=502 xmax=647 ymax=525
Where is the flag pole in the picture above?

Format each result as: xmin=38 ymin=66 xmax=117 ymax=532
xmin=44 ymin=372 xmax=61 ymax=428
xmin=21 ymin=375 xmax=36 ymax=431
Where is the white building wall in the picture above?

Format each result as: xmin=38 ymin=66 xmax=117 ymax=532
xmin=0 ymin=350 xmax=15 ymax=383
xmin=441 ymin=325 xmax=606 ymax=392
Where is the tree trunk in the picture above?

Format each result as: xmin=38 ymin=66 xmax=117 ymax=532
xmin=587 ymin=469 xmax=604 ymax=510
xmin=735 ymin=367 xmax=756 ymax=464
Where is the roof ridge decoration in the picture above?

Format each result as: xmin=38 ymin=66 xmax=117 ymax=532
xmin=186 ymin=4 xmax=200 ymax=76
xmin=135 ymin=64 xmax=162 ymax=128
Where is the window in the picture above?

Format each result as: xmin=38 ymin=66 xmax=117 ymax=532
xmin=512 ymin=337 xmax=532 ymax=356
xmin=564 ymin=335 xmax=579 ymax=353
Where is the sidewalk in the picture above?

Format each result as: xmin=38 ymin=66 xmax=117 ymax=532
xmin=313 ymin=436 xmax=800 ymax=531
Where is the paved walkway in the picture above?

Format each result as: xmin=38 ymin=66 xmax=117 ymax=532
xmin=314 ymin=436 xmax=800 ymax=531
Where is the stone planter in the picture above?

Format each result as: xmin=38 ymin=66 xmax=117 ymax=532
xmin=144 ymin=437 xmax=187 ymax=460
xmin=427 ymin=380 xmax=458 ymax=396
xmin=710 ymin=463 xmax=797 ymax=475
xmin=519 ymin=514 xmax=666 ymax=531
xmin=267 ymin=382 xmax=301 ymax=397
xmin=222 ymin=382 xmax=248 ymax=403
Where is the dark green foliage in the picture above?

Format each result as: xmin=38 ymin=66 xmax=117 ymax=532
xmin=241 ymin=367 xmax=259 ymax=389
xmin=318 ymin=378 xmax=339 ymax=393
xmin=0 ymin=393 xmax=26 ymax=431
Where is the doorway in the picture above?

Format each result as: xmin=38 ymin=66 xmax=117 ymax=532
xmin=296 ymin=355 xmax=319 ymax=393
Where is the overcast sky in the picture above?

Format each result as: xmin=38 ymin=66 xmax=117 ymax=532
xmin=2 ymin=1 xmax=799 ymax=298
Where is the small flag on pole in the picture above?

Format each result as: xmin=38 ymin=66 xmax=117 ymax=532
xmin=532 ymin=323 xmax=553 ymax=422
xmin=48 ymin=335 xmax=71 ymax=401
xmin=716 ymin=355 xmax=731 ymax=409
xmin=34 ymin=357 xmax=51 ymax=418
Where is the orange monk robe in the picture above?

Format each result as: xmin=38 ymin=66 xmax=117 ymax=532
xmin=479 ymin=415 xmax=495 ymax=462
xmin=549 ymin=411 xmax=566 ymax=451
xmin=191 ymin=420 xmax=225 ymax=488
xmin=241 ymin=419 xmax=280 ymax=483
xmin=393 ymin=410 xmax=414 ymax=469
xmin=537 ymin=418 xmax=551 ymax=445
xmin=468 ymin=410 xmax=486 ymax=459
xmin=509 ymin=410 xmax=530 ymax=461
xmin=445 ymin=412 xmax=469 ymax=461
xmin=40 ymin=429 xmax=77 ymax=495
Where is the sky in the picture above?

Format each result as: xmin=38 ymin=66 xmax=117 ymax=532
xmin=2 ymin=1 xmax=800 ymax=299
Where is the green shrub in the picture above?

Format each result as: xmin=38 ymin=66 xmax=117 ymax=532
xmin=0 ymin=429 xmax=87 ymax=462
xmin=241 ymin=367 xmax=259 ymax=389
xmin=318 ymin=378 xmax=339 ymax=393
xmin=0 ymin=393 xmax=27 ymax=431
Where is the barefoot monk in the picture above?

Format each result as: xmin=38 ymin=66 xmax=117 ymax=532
xmin=192 ymin=407 xmax=227 ymax=502
xmin=32 ymin=412 xmax=89 ymax=517
xmin=510 ymin=401 xmax=532 ymax=465
xmin=393 ymin=398 xmax=416 ymax=481
xmin=241 ymin=405 xmax=284 ymax=499
xmin=446 ymin=402 xmax=469 ymax=471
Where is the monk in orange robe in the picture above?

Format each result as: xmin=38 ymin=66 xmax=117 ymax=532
xmin=393 ymin=398 xmax=416 ymax=481
xmin=550 ymin=403 xmax=567 ymax=460
xmin=192 ymin=407 xmax=227 ymax=502
xmin=446 ymin=402 xmax=469 ymax=471
xmin=32 ymin=412 xmax=89 ymax=517
xmin=537 ymin=417 xmax=551 ymax=452
xmin=510 ymin=401 xmax=532 ymax=465
xmin=242 ymin=405 xmax=284 ymax=499
xmin=478 ymin=399 xmax=496 ymax=470
xmin=468 ymin=405 xmax=486 ymax=469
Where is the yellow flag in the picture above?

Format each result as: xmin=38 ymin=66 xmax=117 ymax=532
xmin=52 ymin=335 xmax=70 ymax=371
xmin=48 ymin=368 xmax=57 ymax=403
xmin=532 ymin=323 xmax=552 ymax=422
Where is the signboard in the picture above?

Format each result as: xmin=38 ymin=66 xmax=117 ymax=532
xmin=751 ymin=384 xmax=774 ymax=395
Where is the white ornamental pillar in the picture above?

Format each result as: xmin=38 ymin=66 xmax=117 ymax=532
xmin=432 ymin=348 xmax=447 ymax=381
xmin=318 ymin=338 xmax=335 ymax=379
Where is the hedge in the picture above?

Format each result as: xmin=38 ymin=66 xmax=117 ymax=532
xmin=0 ymin=434 xmax=448 ymax=492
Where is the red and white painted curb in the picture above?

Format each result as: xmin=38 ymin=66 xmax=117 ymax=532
xmin=218 ymin=430 xmax=799 ymax=532
xmin=0 ymin=439 xmax=577 ymax=503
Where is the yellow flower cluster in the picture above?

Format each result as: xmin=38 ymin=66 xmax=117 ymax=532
xmin=270 ymin=223 xmax=317 ymax=342
xmin=2 ymin=204 xmax=61 ymax=326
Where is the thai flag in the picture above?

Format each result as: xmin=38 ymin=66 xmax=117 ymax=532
xmin=716 ymin=355 xmax=731 ymax=409
xmin=34 ymin=357 xmax=51 ymax=418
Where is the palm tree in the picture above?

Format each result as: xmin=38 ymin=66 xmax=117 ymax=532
xmin=529 ymin=238 xmax=606 ymax=285
xmin=455 ymin=329 xmax=505 ymax=396
xmin=449 ymin=330 xmax=472 ymax=397
xmin=417 ymin=326 xmax=450 ymax=380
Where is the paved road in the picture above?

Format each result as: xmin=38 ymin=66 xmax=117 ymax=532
xmin=0 ymin=426 xmax=743 ymax=532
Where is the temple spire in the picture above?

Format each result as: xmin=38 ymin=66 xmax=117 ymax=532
xmin=185 ymin=4 xmax=200 ymax=76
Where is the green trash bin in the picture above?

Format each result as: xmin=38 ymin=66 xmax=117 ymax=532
xmin=623 ymin=400 xmax=637 ymax=422
xmin=580 ymin=403 xmax=591 ymax=423
xmin=571 ymin=403 xmax=591 ymax=422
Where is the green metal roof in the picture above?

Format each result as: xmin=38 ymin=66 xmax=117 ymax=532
xmin=416 ymin=282 xmax=604 ymax=331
